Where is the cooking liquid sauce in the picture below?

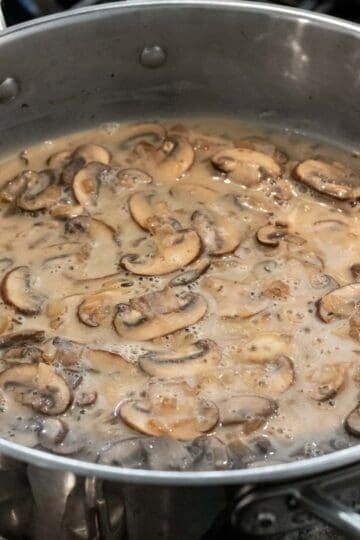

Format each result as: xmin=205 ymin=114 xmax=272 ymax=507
xmin=0 ymin=118 xmax=359 ymax=470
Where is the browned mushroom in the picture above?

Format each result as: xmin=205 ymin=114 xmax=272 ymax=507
xmin=78 ymin=288 xmax=130 ymax=327
xmin=17 ymin=170 xmax=62 ymax=212
xmin=256 ymin=222 xmax=289 ymax=247
xmin=0 ymin=329 xmax=46 ymax=349
xmin=169 ymin=256 xmax=211 ymax=287
xmin=345 ymin=404 xmax=360 ymax=437
xmin=0 ymin=362 xmax=71 ymax=415
xmin=212 ymin=147 xmax=281 ymax=186
xmin=305 ymin=363 xmax=347 ymax=401
xmin=128 ymin=191 xmax=174 ymax=231
xmin=113 ymin=287 xmax=207 ymax=341
xmin=73 ymin=144 xmax=111 ymax=165
xmin=50 ymin=204 xmax=84 ymax=219
xmin=46 ymin=150 xmax=71 ymax=169
xmin=72 ymin=163 xmax=107 ymax=209
xmin=116 ymin=168 xmax=153 ymax=190
xmin=201 ymin=277 xmax=269 ymax=319
xmin=217 ymin=395 xmax=278 ymax=432
xmin=119 ymin=381 xmax=218 ymax=440
xmin=2 ymin=266 xmax=45 ymax=315
xmin=139 ymin=339 xmax=220 ymax=377
xmin=0 ymin=170 xmax=34 ymax=202
xmin=121 ymin=224 xmax=201 ymax=276
xmin=151 ymin=135 xmax=194 ymax=179
xmin=191 ymin=209 xmax=243 ymax=256
xmin=317 ymin=283 xmax=360 ymax=323
xmin=293 ymin=160 xmax=356 ymax=200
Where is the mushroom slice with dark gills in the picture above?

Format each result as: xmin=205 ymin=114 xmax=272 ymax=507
xmin=128 ymin=191 xmax=176 ymax=231
xmin=72 ymin=162 xmax=108 ymax=209
xmin=317 ymin=283 xmax=360 ymax=323
xmin=2 ymin=266 xmax=46 ymax=315
xmin=169 ymin=256 xmax=211 ymax=287
xmin=201 ymin=277 xmax=270 ymax=319
xmin=0 ymin=329 xmax=46 ymax=349
xmin=119 ymin=381 xmax=219 ymax=440
xmin=345 ymin=404 xmax=360 ymax=437
xmin=16 ymin=170 xmax=62 ymax=212
xmin=113 ymin=287 xmax=207 ymax=341
xmin=0 ymin=362 xmax=71 ymax=415
xmin=256 ymin=222 xmax=289 ymax=247
xmin=191 ymin=209 xmax=243 ymax=256
xmin=305 ymin=363 xmax=347 ymax=401
xmin=121 ymin=222 xmax=201 ymax=276
xmin=211 ymin=147 xmax=281 ymax=187
xmin=217 ymin=395 xmax=278 ymax=432
xmin=139 ymin=339 xmax=221 ymax=378
xmin=115 ymin=168 xmax=153 ymax=190
xmin=293 ymin=159 xmax=358 ymax=200
xmin=118 ymin=122 xmax=166 ymax=151
xmin=0 ymin=170 xmax=34 ymax=202
xmin=78 ymin=288 xmax=132 ymax=327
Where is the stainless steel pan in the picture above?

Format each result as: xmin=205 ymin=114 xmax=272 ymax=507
xmin=0 ymin=2 xmax=359 ymax=538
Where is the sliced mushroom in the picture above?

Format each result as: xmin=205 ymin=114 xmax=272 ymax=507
xmin=75 ymin=390 xmax=98 ymax=407
xmin=217 ymin=395 xmax=278 ymax=432
xmin=305 ymin=363 xmax=347 ymax=401
xmin=116 ymin=168 xmax=153 ymax=189
xmin=237 ymin=355 xmax=295 ymax=395
xmin=151 ymin=135 xmax=194 ymax=179
xmin=78 ymin=288 xmax=130 ymax=327
xmin=345 ymin=404 xmax=360 ymax=437
xmin=0 ymin=329 xmax=46 ymax=349
xmin=118 ymin=123 xmax=166 ymax=150
xmin=61 ymin=157 xmax=86 ymax=186
xmin=212 ymin=148 xmax=281 ymax=186
xmin=73 ymin=144 xmax=111 ymax=165
xmin=46 ymin=150 xmax=71 ymax=169
xmin=202 ymin=277 xmax=269 ymax=319
xmin=128 ymin=191 xmax=174 ymax=231
xmin=72 ymin=163 xmax=106 ymax=209
xmin=39 ymin=428 xmax=84 ymax=455
xmin=119 ymin=388 xmax=218 ymax=440
xmin=317 ymin=283 xmax=360 ymax=323
xmin=256 ymin=222 xmax=289 ymax=247
xmin=293 ymin=160 xmax=356 ymax=200
xmin=17 ymin=170 xmax=62 ymax=212
xmin=170 ymin=183 xmax=219 ymax=204
xmin=139 ymin=339 xmax=220 ymax=377
xmin=2 ymin=266 xmax=45 ymax=315
xmin=0 ymin=362 xmax=71 ymax=415
xmin=121 ymin=225 xmax=201 ymax=276
xmin=50 ymin=204 xmax=84 ymax=219
xmin=3 ymin=343 xmax=44 ymax=364
xmin=0 ymin=170 xmax=34 ymax=202
xmin=114 ymin=287 xmax=207 ymax=341
xmin=169 ymin=256 xmax=211 ymax=287
xmin=264 ymin=280 xmax=290 ymax=300
xmin=37 ymin=417 xmax=69 ymax=446
xmin=191 ymin=209 xmax=242 ymax=256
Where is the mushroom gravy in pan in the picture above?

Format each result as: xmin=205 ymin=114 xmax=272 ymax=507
xmin=0 ymin=119 xmax=359 ymax=470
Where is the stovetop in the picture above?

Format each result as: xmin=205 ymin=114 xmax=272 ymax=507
xmin=2 ymin=0 xmax=360 ymax=25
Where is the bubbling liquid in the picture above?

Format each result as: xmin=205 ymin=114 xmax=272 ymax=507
xmin=0 ymin=118 xmax=358 ymax=471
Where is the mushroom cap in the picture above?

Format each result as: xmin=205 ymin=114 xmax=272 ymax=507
xmin=0 ymin=363 xmax=71 ymax=415
xmin=121 ymin=227 xmax=202 ymax=276
xmin=2 ymin=266 xmax=45 ymax=315
xmin=78 ymin=288 xmax=131 ymax=327
xmin=169 ymin=256 xmax=211 ymax=287
xmin=191 ymin=209 xmax=243 ymax=256
xmin=114 ymin=288 xmax=208 ymax=341
xmin=72 ymin=163 xmax=107 ymax=209
xmin=139 ymin=339 xmax=221 ymax=378
xmin=212 ymin=147 xmax=281 ymax=186
xmin=217 ymin=394 xmax=278 ymax=432
xmin=293 ymin=160 xmax=356 ymax=200
xmin=153 ymin=135 xmax=194 ymax=179
xmin=317 ymin=283 xmax=360 ymax=323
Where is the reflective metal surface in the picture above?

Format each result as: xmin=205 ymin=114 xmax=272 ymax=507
xmin=0 ymin=0 xmax=358 ymax=488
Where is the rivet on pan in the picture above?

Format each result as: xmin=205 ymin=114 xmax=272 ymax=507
xmin=0 ymin=77 xmax=20 ymax=104
xmin=140 ymin=46 xmax=166 ymax=69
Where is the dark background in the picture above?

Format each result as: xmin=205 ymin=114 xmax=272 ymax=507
xmin=3 ymin=0 xmax=360 ymax=25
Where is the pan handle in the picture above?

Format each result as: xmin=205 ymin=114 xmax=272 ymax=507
xmin=0 ymin=1 xmax=6 ymax=31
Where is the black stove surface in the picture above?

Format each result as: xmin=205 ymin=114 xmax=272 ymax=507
xmin=3 ymin=0 xmax=360 ymax=25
